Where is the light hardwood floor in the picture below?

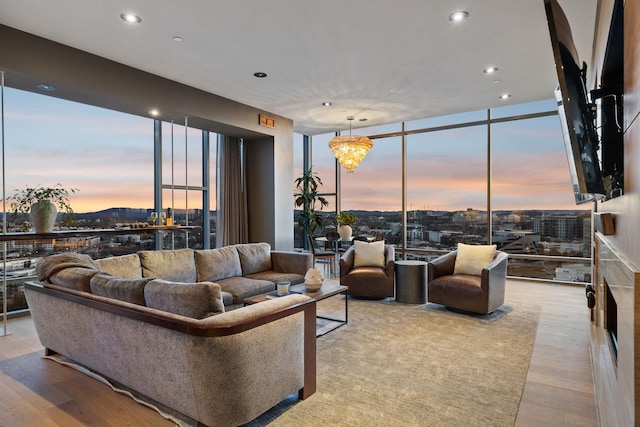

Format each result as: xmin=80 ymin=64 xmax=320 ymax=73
xmin=0 ymin=279 xmax=597 ymax=426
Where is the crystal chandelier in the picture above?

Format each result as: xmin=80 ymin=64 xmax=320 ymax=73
xmin=328 ymin=117 xmax=373 ymax=173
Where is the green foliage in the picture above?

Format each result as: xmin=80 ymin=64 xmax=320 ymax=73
xmin=6 ymin=184 xmax=79 ymax=227
xmin=294 ymin=167 xmax=328 ymax=235
xmin=336 ymin=211 xmax=357 ymax=227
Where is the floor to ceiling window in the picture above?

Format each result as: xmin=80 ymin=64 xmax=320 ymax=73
xmin=492 ymin=101 xmax=590 ymax=282
xmin=1 ymin=87 xmax=218 ymax=315
xmin=311 ymin=99 xmax=591 ymax=284
xmin=406 ymin=124 xmax=487 ymax=252
xmin=160 ymin=122 xmax=215 ymax=249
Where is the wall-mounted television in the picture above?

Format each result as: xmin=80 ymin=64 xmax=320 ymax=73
xmin=544 ymin=0 xmax=606 ymax=204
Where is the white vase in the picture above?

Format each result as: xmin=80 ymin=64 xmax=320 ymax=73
xmin=338 ymin=225 xmax=353 ymax=241
xmin=30 ymin=201 xmax=58 ymax=233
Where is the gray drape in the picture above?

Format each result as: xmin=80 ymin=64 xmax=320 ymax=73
xmin=216 ymin=135 xmax=248 ymax=247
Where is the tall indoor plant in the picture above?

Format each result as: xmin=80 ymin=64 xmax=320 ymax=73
xmin=294 ymin=167 xmax=328 ymax=242
xmin=7 ymin=184 xmax=78 ymax=232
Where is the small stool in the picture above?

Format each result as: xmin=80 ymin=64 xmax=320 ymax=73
xmin=395 ymin=260 xmax=428 ymax=304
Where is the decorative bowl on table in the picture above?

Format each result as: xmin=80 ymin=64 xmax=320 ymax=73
xmin=304 ymin=268 xmax=324 ymax=292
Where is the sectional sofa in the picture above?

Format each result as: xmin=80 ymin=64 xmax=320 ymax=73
xmin=24 ymin=243 xmax=317 ymax=427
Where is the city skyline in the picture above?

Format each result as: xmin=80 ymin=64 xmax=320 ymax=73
xmin=4 ymin=87 xmax=587 ymax=214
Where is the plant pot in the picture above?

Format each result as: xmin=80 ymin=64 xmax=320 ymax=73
xmin=338 ymin=225 xmax=353 ymax=241
xmin=30 ymin=201 xmax=58 ymax=233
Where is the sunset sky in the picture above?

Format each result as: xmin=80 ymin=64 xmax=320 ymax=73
xmin=4 ymin=87 xmax=586 ymax=214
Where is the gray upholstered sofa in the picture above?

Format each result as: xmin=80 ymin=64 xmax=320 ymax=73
xmin=40 ymin=242 xmax=313 ymax=310
xmin=24 ymin=242 xmax=317 ymax=427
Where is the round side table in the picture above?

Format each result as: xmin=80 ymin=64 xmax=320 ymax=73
xmin=394 ymin=260 xmax=428 ymax=304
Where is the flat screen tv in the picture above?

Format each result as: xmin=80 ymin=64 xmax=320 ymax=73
xmin=544 ymin=0 xmax=605 ymax=204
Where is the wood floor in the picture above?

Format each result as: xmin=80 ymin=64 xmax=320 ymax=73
xmin=0 ymin=279 xmax=597 ymax=426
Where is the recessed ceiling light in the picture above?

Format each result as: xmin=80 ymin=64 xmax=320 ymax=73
xmin=253 ymin=72 xmax=268 ymax=78
xmin=120 ymin=13 xmax=142 ymax=24
xmin=173 ymin=36 xmax=183 ymax=42
xmin=499 ymin=93 xmax=512 ymax=100
xmin=36 ymin=84 xmax=56 ymax=92
xmin=322 ymin=102 xmax=332 ymax=107
xmin=483 ymin=67 xmax=498 ymax=74
xmin=149 ymin=109 xmax=160 ymax=116
xmin=449 ymin=11 xmax=469 ymax=22
xmin=390 ymin=88 xmax=404 ymax=93
xmin=359 ymin=118 xmax=368 ymax=122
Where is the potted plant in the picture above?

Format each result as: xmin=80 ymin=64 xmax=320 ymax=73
xmin=294 ymin=167 xmax=328 ymax=242
xmin=6 ymin=184 xmax=78 ymax=232
xmin=336 ymin=211 xmax=358 ymax=241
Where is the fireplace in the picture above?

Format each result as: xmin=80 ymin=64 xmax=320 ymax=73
xmin=593 ymin=234 xmax=639 ymax=425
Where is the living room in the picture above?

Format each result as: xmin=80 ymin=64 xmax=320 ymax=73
xmin=0 ymin=0 xmax=639 ymax=425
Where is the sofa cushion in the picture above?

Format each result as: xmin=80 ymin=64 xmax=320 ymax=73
xmin=194 ymin=247 xmax=243 ymax=282
xmin=144 ymin=279 xmax=225 ymax=319
xmin=245 ymin=271 xmax=305 ymax=286
xmin=49 ymin=267 xmax=101 ymax=293
xmin=234 ymin=243 xmax=272 ymax=275
xmin=353 ymin=240 xmax=386 ymax=268
xmin=94 ymin=254 xmax=142 ymax=279
xmin=453 ymin=243 xmax=497 ymax=276
xmin=216 ymin=276 xmax=275 ymax=304
xmin=89 ymin=273 xmax=152 ymax=305
xmin=138 ymin=249 xmax=196 ymax=282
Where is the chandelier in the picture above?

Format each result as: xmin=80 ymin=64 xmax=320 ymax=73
xmin=328 ymin=117 xmax=373 ymax=173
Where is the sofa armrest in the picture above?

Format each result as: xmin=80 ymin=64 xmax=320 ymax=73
xmin=427 ymin=250 xmax=457 ymax=281
xmin=271 ymin=251 xmax=313 ymax=276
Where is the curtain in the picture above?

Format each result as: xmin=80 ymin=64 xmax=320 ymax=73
xmin=216 ymin=135 xmax=248 ymax=247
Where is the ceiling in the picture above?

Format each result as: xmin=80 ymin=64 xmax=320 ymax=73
xmin=0 ymin=0 xmax=597 ymax=136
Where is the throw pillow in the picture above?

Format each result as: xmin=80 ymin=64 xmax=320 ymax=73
xmin=94 ymin=253 xmax=143 ymax=279
xmin=353 ymin=240 xmax=386 ymax=268
xmin=194 ymin=247 xmax=242 ymax=282
xmin=90 ymin=273 xmax=152 ymax=305
xmin=234 ymin=243 xmax=272 ymax=275
xmin=453 ymin=243 xmax=497 ymax=276
xmin=144 ymin=279 xmax=225 ymax=319
xmin=138 ymin=249 xmax=196 ymax=282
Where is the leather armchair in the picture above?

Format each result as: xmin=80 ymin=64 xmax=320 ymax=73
xmin=427 ymin=250 xmax=508 ymax=314
xmin=339 ymin=244 xmax=395 ymax=298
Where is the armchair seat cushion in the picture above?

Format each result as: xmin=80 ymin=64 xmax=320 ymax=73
xmin=343 ymin=266 xmax=388 ymax=280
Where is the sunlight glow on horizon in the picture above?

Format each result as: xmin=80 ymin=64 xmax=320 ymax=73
xmin=6 ymin=87 xmax=587 ymax=215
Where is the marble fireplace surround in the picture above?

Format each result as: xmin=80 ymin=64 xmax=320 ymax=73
xmin=593 ymin=234 xmax=640 ymax=426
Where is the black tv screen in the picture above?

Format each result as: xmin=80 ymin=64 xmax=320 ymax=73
xmin=544 ymin=0 xmax=605 ymax=203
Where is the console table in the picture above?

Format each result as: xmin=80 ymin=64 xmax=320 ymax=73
xmin=0 ymin=226 xmax=199 ymax=242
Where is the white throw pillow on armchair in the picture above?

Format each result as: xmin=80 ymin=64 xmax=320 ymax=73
xmin=353 ymin=240 xmax=386 ymax=268
xmin=453 ymin=243 xmax=497 ymax=276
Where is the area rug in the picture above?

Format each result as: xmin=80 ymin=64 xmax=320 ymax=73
xmin=0 ymin=299 xmax=540 ymax=427
xmin=251 ymin=299 xmax=540 ymax=427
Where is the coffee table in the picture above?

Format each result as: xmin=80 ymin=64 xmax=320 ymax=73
xmin=244 ymin=282 xmax=348 ymax=337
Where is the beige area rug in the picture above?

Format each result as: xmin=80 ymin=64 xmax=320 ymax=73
xmin=256 ymin=299 xmax=540 ymax=427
